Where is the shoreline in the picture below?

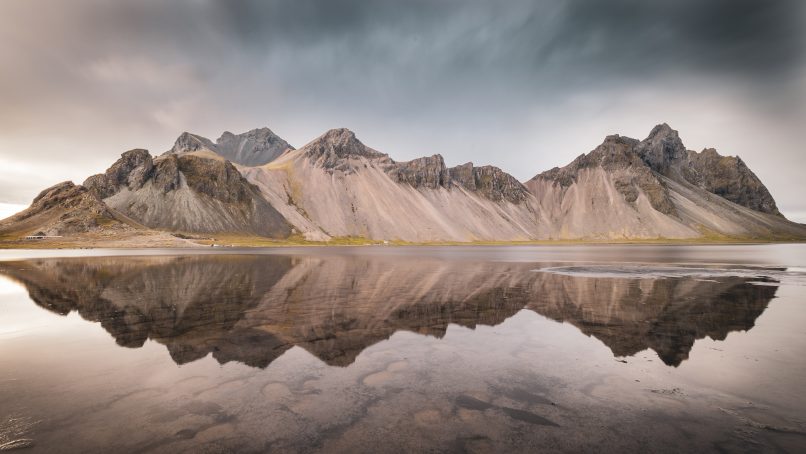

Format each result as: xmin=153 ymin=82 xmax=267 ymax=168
xmin=1 ymin=234 xmax=805 ymax=250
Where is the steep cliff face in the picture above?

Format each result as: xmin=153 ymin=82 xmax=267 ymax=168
xmin=84 ymin=149 xmax=155 ymax=199
xmin=84 ymin=150 xmax=291 ymax=237
xmin=243 ymin=129 xmax=543 ymax=242
xmin=452 ymin=164 xmax=536 ymax=204
xmin=385 ymin=155 xmax=531 ymax=204
xmin=526 ymin=124 xmax=805 ymax=240
xmin=680 ymin=148 xmax=780 ymax=215
xmin=389 ymin=155 xmax=450 ymax=189
xmin=636 ymin=124 xmax=781 ymax=216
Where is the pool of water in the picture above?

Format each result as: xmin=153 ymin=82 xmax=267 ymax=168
xmin=0 ymin=245 xmax=805 ymax=452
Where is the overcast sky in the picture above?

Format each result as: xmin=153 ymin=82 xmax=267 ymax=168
xmin=1 ymin=0 xmax=805 ymax=220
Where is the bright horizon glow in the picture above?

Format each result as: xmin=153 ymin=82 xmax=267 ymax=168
xmin=0 ymin=203 xmax=27 ymax=220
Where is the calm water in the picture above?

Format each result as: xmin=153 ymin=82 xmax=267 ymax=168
xmin=1 ymin=245 xmax=805 ymax=453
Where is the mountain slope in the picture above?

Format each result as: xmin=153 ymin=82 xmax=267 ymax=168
xmin=243 ymin=128 xmax=545 ymax=242
xmin=0 ymin=181 xmax=132 ymax=237
xmin=166 ymin=127 xmax=294 ymax=166
xmin=84 ymin=149 xmax=291 ymax=237
xmin=525 ymin=124 xmax=806 ymax=240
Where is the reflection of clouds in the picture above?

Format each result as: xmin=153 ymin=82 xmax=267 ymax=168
xmin=537 ymin=265 xmax=793 ymax=281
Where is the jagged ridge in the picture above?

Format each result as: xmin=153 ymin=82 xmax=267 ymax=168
xmin=166 ymin=127 xmax=294 ymax=166
xmin=2 ymin=122 xmax=804 ymax=243
xmin=84 ymin=150 xmax=291 ymax=237
xmin=526 ymin=123 xmax=803 ymax=239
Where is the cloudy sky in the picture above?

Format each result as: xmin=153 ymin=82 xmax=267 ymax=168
xmin=1 ymin=0 xmax=805 ymax=220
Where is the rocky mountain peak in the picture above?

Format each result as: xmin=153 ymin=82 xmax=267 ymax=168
xmin=302 ymin=128 xmax=387 ymax=170
xmin=169 ymin=132 xmax=217 ymax=155
xmin=218 ymin=128 xmax=277 ymax=143
xmin=165 ymin=127 xmax=294 ymax=166
xmin=531 ymin=123 xmax=784 ymax=219
xmin=215 ymin=127 xmax=294 ymax=166
xmin=84 ymin=149 xmax=155 ymax=199
xmin=32 ymin=181 xmax=84 ymax=205
xmin=316 ymin=128 xmax=365 ymax=152
xmin=637 ymin=123 xmax=687 ymax=174
xmin=646 ymin=123 xmax=677 ymax=139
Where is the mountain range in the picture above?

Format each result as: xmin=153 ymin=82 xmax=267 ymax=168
xmin=2 ymin=123 xmax=804 ymax=244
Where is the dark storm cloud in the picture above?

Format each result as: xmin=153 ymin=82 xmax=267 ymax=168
xmin=45 ymin=0 xmax=803 ymax=101
xmin=0 ymin=0 xmax=805 ymax=217
xmin=203 ymin=0 xmax=805 ymax=86
xmin=3 ymin=0 xmax=802 ymax=119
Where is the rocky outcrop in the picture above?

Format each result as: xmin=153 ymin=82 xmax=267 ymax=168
xmin=389 ymin=155 xmax=450 ymax=189
xmin=166 ymin=128 xmax=294 ymax=167
xmin=0 ymin=181 xmax=128 ymax=236
xmin=535 ymin=135 xmax=676 ymax=215
xmin=216 ymin=128 xmax=294 ymax=166
xmin=84 ymin=149 xmax=155 ymax=199
xmin=152 ymin=154 xmax=182 ymax=192
xmin=449 ymin=163 xmax=531 ymax=204
xmin=166 ymin=131 xmax=217 ymax=155
xmin=177 ymin=155 xmax=254 ymax=204
xmin=387 ymin=157 xmax=531 ymax=204
xmin=302 ymin=128 xmax=390 ymax=171
xmin=84 ymin=150 xmax=291 ymax=237
xmin=681 ymin=149 xmax=780 ymax=215
xmin=636 ymin=124 xmax=781 ymax=216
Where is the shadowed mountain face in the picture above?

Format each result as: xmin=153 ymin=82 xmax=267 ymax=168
xmin=82 ymin=150 xmax=291 ymax=237
xmin=0 ymin=255 xmax=777 ymax=368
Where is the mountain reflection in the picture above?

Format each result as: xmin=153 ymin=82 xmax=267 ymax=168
xmin=0 ymin=254 xmax=777 ymax=367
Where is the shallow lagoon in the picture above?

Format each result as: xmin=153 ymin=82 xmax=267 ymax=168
xmin=1 ymin=245 xmax=805 ymax=453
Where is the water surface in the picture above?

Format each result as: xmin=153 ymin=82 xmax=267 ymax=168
xmin=1 ymin=245 xmax=805 ymax=453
